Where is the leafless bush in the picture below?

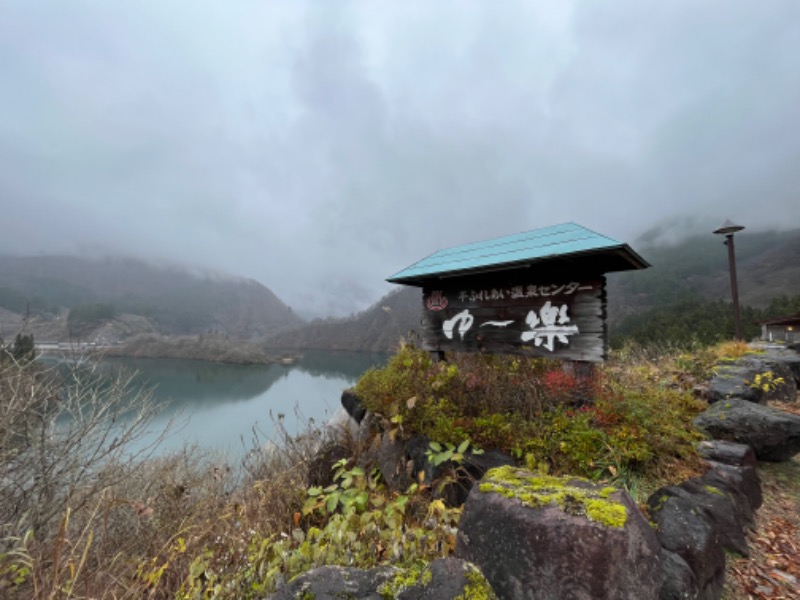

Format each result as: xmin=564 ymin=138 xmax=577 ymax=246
xmin=0 ymin=351 xmax=177 ymax=596
xmin=0 ymin=355 xmax=169 ymax=541
xmin=0 ymin=353 xmax=361 ymax=598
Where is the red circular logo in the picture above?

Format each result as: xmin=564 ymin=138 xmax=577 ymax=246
xmin=426 ymin=290 xmax=448 ymax=311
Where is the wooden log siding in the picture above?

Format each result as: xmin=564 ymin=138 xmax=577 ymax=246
xmin=421 ymin=277 xmax=607 ymax=363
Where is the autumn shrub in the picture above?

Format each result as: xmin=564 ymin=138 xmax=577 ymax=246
xmin=355 ymin=341 xmax=707 ymax=493
xmin=714 ymin=339 xmax=752 ymax=360
xmin=355 ymin=343 xmax=561 ymax=446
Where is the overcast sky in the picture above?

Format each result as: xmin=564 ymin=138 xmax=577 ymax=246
xmin=2 ymin=1 xmax=799 ymax=317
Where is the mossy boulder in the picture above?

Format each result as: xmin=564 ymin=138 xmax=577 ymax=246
xmin=266 ymin=559 xmax=495 ymax=600
xmin=647 ymin=489 xmax=726 ymax=600
xmin=650 ymin=480 xmax=751 ymax=558
xmin=380 ymin=558 xmax=496 ymax=599
xmin=694 ymin=398 xmax=800 ymax=461
xmin=705 ymin=356 xmax=797 ymax=404
xmin=696 ymin=440 xmax=757 ymax=468
xmin=455 ymin=466 xmax=662 ymax=600
xmin=266 ymin=564 xmax=397 ymax=600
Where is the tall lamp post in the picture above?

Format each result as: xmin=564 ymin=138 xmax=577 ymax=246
xmin=713 ymin=219 xmax=745 ymax=340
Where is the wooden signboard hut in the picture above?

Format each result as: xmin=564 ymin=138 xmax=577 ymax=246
xmin=387 ymin=222 xmax=649 ymax=363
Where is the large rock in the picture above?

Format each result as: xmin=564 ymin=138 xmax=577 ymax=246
xmin=267 ymin=564 xmax=397 ymax=600
xmin=456 ymin=466 xmax=662 ymax=600
xmin=657 ymin=481 xmax=751 ymax=557
xmin=376 ymin=432 xmax=412 ymax=491
xmin=696 ymin=441 xmax=762 ymax=521
xmin=705 ymin=363 xmax=765 ymax=403
xmin=743 ymin=356 xmax=797 ymax=402
xmin=647 ymin=489 xmax=726 ymax=600
xmin=700 ymin=461 xmax=762 ymax=515
xmin=659 ymin=550 xmax=699 ymax=600
xmin=760 ymin=348 xmax=800 ymax=387
xmin=697 ymin=440 xmax=757 ymax=468
xmin=266 ymin=559 xmax=496 ymax=600
xmin=704 ymin=355 xmax=797 ymax=404
xmin=382 ymin=558 xmax=497 ymax=600
xmin=694 ymin=399 xmax=800 ymax=461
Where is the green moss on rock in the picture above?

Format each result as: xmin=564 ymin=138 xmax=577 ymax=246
xmin=478 ymin=465 xmax=628 ymax=529
xmin=378 ymin=562 xmax=432 ymax=599
xmin=454 ymin=566 xmax=496 ymax=600
xmin=703 ymin=484 xmax=725 ymax=496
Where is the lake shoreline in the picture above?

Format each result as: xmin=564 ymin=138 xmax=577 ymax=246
xmin=99 ymin=333 xmax=297 ymax=365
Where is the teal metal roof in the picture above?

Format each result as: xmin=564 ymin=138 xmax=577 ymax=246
xmin=387 ymin=222 xmax=649 ymax=285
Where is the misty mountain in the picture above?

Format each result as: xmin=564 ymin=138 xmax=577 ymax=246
xmin=264 ymin=228 xmax=800 ymax=352
xmin=0 ymin=255 xmax=303 ymax=340
xmin=606 ymin=228 xmax=800 ymax=325
xmin=263 ymin=286 xmax=422 ymax=353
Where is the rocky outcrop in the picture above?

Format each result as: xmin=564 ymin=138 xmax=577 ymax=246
xmin=760 ymin=348 xmax=800 ymax=386
xmin=647 ymin=440 xmax=764 ymax=599
xmin=315 ymin=351 xmax=791 ymax=600
xmin=266 ymin=564 xmax=396 ymax=600
xmin=696 ymin=441 xmax=763 ymax=515
xmin=701 ymin=461 xmax=762 ymax=515
xmin=659 ymin=551 xmax=700 ymax=600
xmin=266 ymin=558 xmax=495 ymax=600
xmin=648 ymin=488 xmax=725 ymax=600
xmin=694 ymin=399 xmax=800 ymax=461
xmin=456 ymin=466 xmax=663 ymax=600
xmin=697 ymin=439 xmax=757 ymax=468
xmin=704 ymin=355 xmax=797 ymax=404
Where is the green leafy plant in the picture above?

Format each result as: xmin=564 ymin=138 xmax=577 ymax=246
xmin=748 ymin=371 xmax=785 ymax=393
xmin=423 ymin=440 xmax=485 ymax=498
xmin=197 ymin=462 xmax=462 ymax=598
xmin=425 ymin=440 xmax=482 ymax=468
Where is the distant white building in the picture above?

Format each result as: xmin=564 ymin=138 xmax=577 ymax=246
xmin=759 ymin=314 xmax=800 ymax=344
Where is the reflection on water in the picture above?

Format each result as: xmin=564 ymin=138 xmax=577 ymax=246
xmin=42 ymin=350 xmax=387 ymax=458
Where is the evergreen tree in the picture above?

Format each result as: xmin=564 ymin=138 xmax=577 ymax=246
xmin=11 ymin=332 xmax=36 ymax=363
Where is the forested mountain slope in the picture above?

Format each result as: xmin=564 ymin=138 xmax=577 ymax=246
xmin=0 ymin=255 xmax=303 ymax=340
xmin=607 ymin=228 xmax=800 ymax=325
xmin=262 ymin=286 xmax=421 ymax=353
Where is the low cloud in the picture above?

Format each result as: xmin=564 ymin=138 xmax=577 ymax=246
xmin=1 ymin=0 xmax=798 ymax=316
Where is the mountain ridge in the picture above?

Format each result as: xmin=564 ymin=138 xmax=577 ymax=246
xmin=0 ymin=255 xmax=303 ymax=342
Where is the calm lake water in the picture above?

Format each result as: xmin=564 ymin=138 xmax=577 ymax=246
xmin=47 ymin=351 xmax=387 ymax=459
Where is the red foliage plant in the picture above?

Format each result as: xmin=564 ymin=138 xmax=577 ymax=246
xmin=542 ymin=369 xmax=580 ymax=398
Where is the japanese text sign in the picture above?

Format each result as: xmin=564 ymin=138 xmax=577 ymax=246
xmin=420 ymin=277 xmax=607 ymax=362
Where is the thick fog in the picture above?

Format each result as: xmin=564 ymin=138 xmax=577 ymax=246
xmin=2 ymin=1 xmax=799 ymax=316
